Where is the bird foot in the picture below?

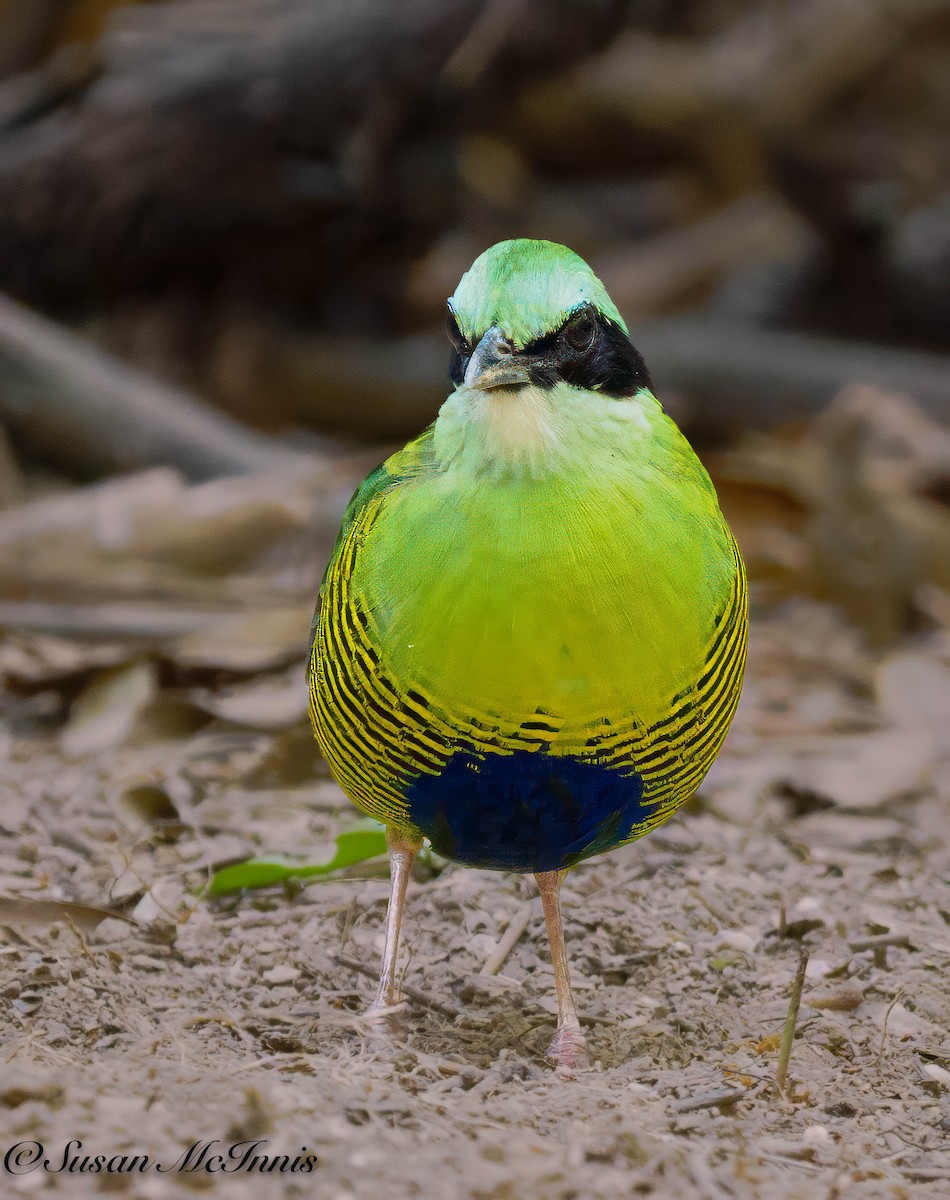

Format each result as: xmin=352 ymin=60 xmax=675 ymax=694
xmin=359 ymin=999 xmax=407 ymax=1030
xmin=357 ymin=1004 xmax=406 ymax=1052
xmin=547 ymin=1025 xmax=589 ymax=1070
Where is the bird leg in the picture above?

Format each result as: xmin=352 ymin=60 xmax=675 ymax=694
xmin=535 ymin=869 xmax=589 ymax=1069
xmin=365 ymin=828 xmax=423 ymax=1017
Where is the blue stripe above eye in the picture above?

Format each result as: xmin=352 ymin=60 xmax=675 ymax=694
xmin=405 ymin=749 xmax=649 ymax=872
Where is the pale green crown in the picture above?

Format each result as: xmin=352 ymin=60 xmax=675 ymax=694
xmin=448 ymin=239 xmax=627 ymax=349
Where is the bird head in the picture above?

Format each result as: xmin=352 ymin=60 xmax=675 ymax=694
xmin=446 ymin=239 xmax=651 ymax=398
xmin=436 ymin=241 xmax=655 ymax=478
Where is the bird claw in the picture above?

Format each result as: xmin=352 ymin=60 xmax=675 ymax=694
xmin=547 ymin=1026 xmax=589 ymax=1070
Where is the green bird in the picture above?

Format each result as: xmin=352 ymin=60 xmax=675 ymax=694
xmin=309 ymin=239 xmax=747 ymax=1067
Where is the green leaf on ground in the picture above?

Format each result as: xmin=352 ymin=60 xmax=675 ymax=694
xmin=207 ymin=820 xmax=388 ymax=895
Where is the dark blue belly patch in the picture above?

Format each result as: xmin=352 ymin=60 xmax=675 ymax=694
xmin=405 ymin=749 xmax=649 ymax=872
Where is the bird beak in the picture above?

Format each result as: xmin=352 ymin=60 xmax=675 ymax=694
xmin=464 ymin=326 xmax=532 ymax=390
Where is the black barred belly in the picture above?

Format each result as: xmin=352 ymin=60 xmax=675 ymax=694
xmin=405 ymin=749 xmax=647 ymax=873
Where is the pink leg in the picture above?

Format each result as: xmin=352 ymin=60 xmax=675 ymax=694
xmin=366 ymin=828 xmax=423 ymax=1015
xmin=536 ymin=869 xmax=589 ymax=1069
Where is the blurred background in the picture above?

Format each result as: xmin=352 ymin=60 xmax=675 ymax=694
xmin=3 ymin=7 xmax=950 ymax=1183
xmin=0 ymin=0 xmax=949 ymax=754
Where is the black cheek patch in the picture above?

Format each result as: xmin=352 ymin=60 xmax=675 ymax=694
xmin=527 ymin=362 xmax=559 ymax=388
xmin=518 ymin=313 xmax=652 ymax=398
xmin=450 ymin=351 xmax=469 ymax=387
xmin=558 ymin=317 xmax=652 ymax=397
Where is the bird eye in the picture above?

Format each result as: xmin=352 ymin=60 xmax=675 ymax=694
xmin=563 ymin=308 xmax=596 ymax=352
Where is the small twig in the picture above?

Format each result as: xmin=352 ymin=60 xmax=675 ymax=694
xmin=673 ymin=1086 xmax=749 ymax=1114
xmin=878 ymin=988 xmax=905 ymax=1062
xmin=892 ymin=1125 xmax=950 ymax=1153
xmin=900 ymin=1169 xmax=950 ymax=1184
xmin=848 ymin=932 xmax=910 ymax=951
xmin=230 ymin=1052 xmax=311 ymax=1075
xmin=774 ymin=947 xmax=809 ymax=1098
xmin=581 ymin=1012 xmax=614 ymax=1027
xmin=758 ymin=1153 xmax=823 ymax=1175
xmin=62 ymin=913 xmax=97 ymax=965
xmin=848 ymin=932 xmax=910 ymax=972
xmin=480 ymin=902 xmax=534 ymax=977
xmin=332 ymin=953 xmax=462 ymax=1021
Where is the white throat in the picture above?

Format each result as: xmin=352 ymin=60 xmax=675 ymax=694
xmin=433 ymin=383 xmax=654 ymax=479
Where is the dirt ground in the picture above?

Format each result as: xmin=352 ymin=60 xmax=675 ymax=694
xmin=1 ymin=598 xmax=949 ymax=1200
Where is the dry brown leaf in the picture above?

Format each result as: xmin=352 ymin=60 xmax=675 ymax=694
xmin=110 ymin=777 xmax=192 ymax=835
xmin=0 ymin=468 xmax=181 ymax=548
xmin=0 ymin=895 xmax=136 ymax=935
xmin=790 ymin=812 xmax=909 ymax=853
xmin=116 ymin=472 xmax=327 ymax=575
xmin=240 ymin=724 xmax=326 ymax=788
xmin=804 ymin=986 xmax=864 ymax=1012
xmin=0 ymin=633 xmax=130 ymax=687
xmin=779 ymin=729 xmax=933 ymax=812
xmin=916 ymin=584 xmax=950 ymax=628
xmin=188 ymin=668 xmax=309 ymax=730
xmin=167 ymin=604 xmax=312 ymax=673
xmin=0 ymin=466 xmax=343 ymax=631
xmin=60 ymin=660 xmax=157 ymax=757
xmin=876 ymin=653 xmax=950 ymax=744
xmin=719 ymin=388 xmax=950 ymax=644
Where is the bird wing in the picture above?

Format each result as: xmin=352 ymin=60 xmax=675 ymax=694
xmin=308 ymin=426 xmax=437 ymax=652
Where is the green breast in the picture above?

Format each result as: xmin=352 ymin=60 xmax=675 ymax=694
xmin=361 ymin=451 xmax=732 ymax=731
xmin=311 ymin=404 xmax=747 ymax=840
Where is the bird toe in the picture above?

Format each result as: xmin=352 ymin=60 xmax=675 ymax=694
xmin=547 ymin=1026 xmax=589 ymax=1071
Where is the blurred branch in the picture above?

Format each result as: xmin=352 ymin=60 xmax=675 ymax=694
xmin=0 ymin=0 xmax=66 ymax=77
xmin=0 ymin=0 xmax=626 ymax=311
xmin=595 ymin=194 xmax=812 ymax=319
xmin=580 ymin=0 xmax=945 ymax=138
xmin=277 ymin=332 xmax=448 ymax=438
xmin=637 ymin=316 xmax=950 ymax=435
xmin=0 ymin=293 xmax=315 ymax=479
xmin=0 ymin=599 xmax=225 ymax=639
xmin=266 ymin=318 xmax=950 ymax=440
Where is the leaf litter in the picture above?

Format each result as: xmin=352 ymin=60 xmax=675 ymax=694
xmin=0 ymin=391 xmax=949 ymax=1198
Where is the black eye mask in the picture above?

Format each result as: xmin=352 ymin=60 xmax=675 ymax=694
xmin=446 ymin=304 xmax=652 ymax=397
